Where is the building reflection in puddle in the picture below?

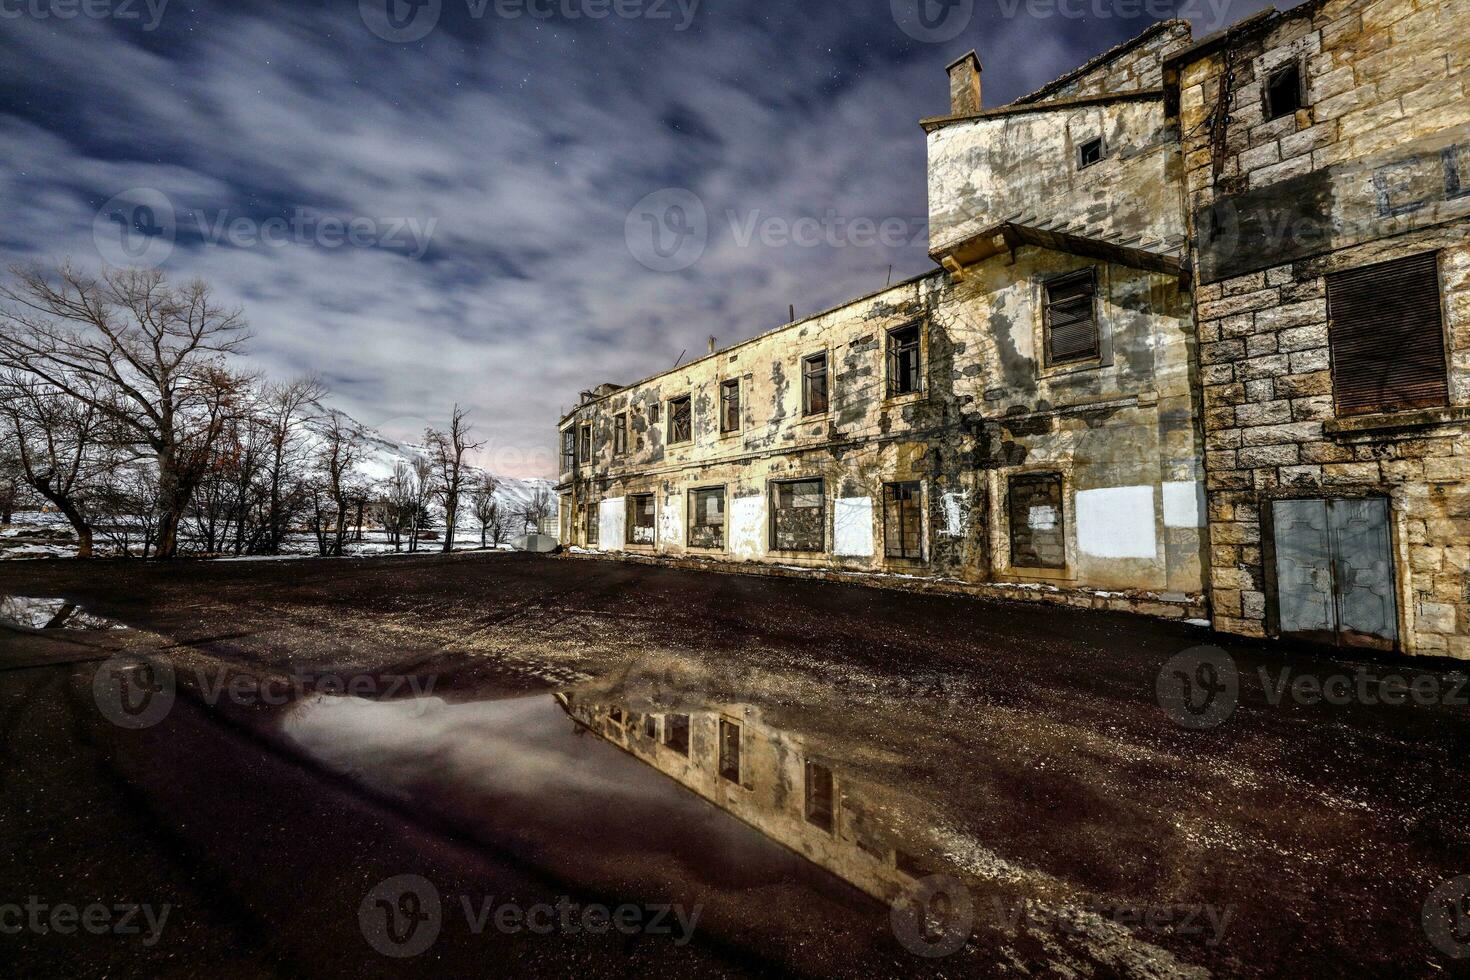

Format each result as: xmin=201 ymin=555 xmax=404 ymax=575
xmin=556 ymin=691 xmax=943 ymax=909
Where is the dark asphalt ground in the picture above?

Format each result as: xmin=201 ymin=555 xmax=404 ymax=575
xmin=2 ymin=551 xmax=1469 ymax=978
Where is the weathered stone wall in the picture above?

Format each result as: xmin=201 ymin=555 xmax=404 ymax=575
xmin=1177 ymin=0 xmax=1470 ymax=655
xmin=1015 ymin=19 xmax=1193 ymax=104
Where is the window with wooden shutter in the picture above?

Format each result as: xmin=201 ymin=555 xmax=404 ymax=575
xmin=1326 ymin=252 xmax=1447 ymax=417
xmin=1044 ymin=270 xmax=1099 ymax=365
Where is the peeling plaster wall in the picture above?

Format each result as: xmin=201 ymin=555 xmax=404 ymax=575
xmin=1016 ymin=20 xmax=1193 ymax=104
xmin=1179 ymin=0 xmax=1470 ymax=656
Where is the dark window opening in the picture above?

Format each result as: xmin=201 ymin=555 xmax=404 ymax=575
xmin=1044 ymin=270 xmax=1099 ymax=364
xmin=1009 ymin=473 xmax=1066 ymax=569
xmin=804 ymin=760 xmax=835 ymax=833
xmin=648 ymin=403 xmax=660 ymax=424
xmin=664 ymin=713 xmax=690 ymax=755
xmin=1078 ymin=136 xmax=1103 ymax=169
xmin=884 ymin=481 xmax=924 ymax=560
xmin=585 ymin=500 xmax=598 ymax=546
xmin=895 ymin=850 xmax=928 ymax=879
xmin=720 ymin=379 xmax=741 ymax=433
xmin=689 ymin=486 xmax=726 ymax=549
xmin=613 ymin=412 xmax=628 ymax=456
xmin=888 ymin=324 xmax=922 ymax=395
xmin=771 ymin=479 xmax=824 ymax=552
xmin=643 ymin=714 xmax=658 ymax=739
xmin=1327 ymin=251 xmax=1447 ymax=416
xmin=578 ymin=423 xmax=592 ymax=465
xmin=1265 ymin=63 xmax=1303 ymax=121
xmin=718 ymin=718 xmax=741 ymax=784
xmin=668 ymin=396 xmax=692 ymax=444
xmin=802 ymin=353 xmax=828 ymax=415
xmin=608 ymin=707 xmax=623 ymax=725
xmin=627 ymin=493 xmax=656 ymax=546
xmin=560 ymin=429 xmax=576 ymax=471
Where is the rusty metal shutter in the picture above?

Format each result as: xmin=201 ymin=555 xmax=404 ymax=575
xmin=1327 ymin=252 xmax=1447 ymax=416
xmin=1045 ymin=270 xmax=1099 ymax=364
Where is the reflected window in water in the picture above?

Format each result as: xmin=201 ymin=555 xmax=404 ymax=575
xmin=664 ymin=713 xmax=690 ymax=755
xmin=804 ymin=760 xmax=835 ymax=834
xmin=718 ymin=718 xmax=742 ymax=784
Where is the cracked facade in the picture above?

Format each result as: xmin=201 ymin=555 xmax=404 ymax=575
xmin=560 ymin=0 xmax=1470 ymax=657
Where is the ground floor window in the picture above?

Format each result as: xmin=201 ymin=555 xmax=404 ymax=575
xmin=1008 ymin=473 xmax=1065 ymax=569
xmin=688 ymin=486 xmax=726 ymax=549
xmin=804 ymin=760 xmax=835 ymax=833
xmin=770 ymin=479 xmax=824 ymax=552
xmin=585 ymin=499 xmax=598 ymax=546
xmin=627 ymin=493 xmax=656 ymax=546
xmin=883 ymin=481 xmax=923 ymax=559
xmin=664 ymin=713 xmax=690 ymax=755
xmin=718 ymin=718 xmax=742 ymax=784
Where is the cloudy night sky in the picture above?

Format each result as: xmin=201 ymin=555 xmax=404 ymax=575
xmin=0 ymin=0 xmax=1280 ymax=477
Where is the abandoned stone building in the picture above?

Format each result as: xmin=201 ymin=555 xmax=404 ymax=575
xmin=1172 ymin=0 xmax=1470 ymax=656
xmin=559 ymin=0 xmax=1470 ymax=656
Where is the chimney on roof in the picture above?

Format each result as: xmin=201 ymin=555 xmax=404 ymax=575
xmin=947 ymin=50 xmax=982 ymax=115
xmin=708 ymin=335 xmax=716 ymax=354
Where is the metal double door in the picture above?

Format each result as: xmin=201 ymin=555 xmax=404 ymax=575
xmin=1271 ymin=497 xmax=1398 ymax=650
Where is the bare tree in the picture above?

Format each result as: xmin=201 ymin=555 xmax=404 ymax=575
xmin=378 ymin=460 xmax=416 ymax=551
xmin=0 ymin=373 xmax=111 ymax=557
xmin=408 ymin=456 xmax=434 ymax=553
xmin=488 ymin=501 xmax=514 ymax=548
xmin=521 ymin=486 xmax=553 ymax=535
xmin=0 ymin=264 xmax=253 ymax=558
xmin=0 ymin=429 xmax=20 ymax=524
xmin=469 ymin=473 xmax=500 ymax=549
xmin=308 ymin=414 xmax=362 ymax=557
xmin=260 ymin=377 xmax=325 ymax=553
xmin=425 ymin=405 xmax=482 ymax=553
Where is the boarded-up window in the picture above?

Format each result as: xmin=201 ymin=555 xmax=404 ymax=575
xmin=771 ymin=479 xmax=824 ymax=552
xmin=720 ymin=379 xmax=740 ymax=432
xmin=884 ymin=481 xmax=923 ymax=559
xmin=688 ymin=486 xmax=726 ymax=549
xmin=718 ymin=718 xmax=741 ymax=783
xmin=627 ymin=493 xmax=656 ymax=545
xmin=1326 ymin=252 xmax=1447 ymax=417
xmin=805 ymin=760 xmax=835 ymax=833
xmin=664 ymin=713 xmax=690 ymax=755
xmin=1009 ymin=473 xmax=1065 ymax=569
xmin=613 ymin=412 xmax=628 ymax=456
xmin=802 ymin=353 xmax=828 ymax=415
xmin=585 ymin=499 xmax=598 ymax=546
xmin=1044 ymin=270 xmax=1099 ymax=364
xmin=560 ymin=429 xmax=575 ymax=471
xmin=667 ymin=395 xmax=692 ymax=443
xmin=888 ymin=324 xmax=922 ymax=395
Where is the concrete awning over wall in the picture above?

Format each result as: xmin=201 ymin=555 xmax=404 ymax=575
xmin=931 ymin=219 xmax=1188 ymax=278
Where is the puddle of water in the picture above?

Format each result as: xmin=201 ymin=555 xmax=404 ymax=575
xmin=0 ymin=596 xmax=122 ymax=631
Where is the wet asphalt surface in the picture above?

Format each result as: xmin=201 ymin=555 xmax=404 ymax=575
xmin=1 ymin=551 xmax=1469 ymax=978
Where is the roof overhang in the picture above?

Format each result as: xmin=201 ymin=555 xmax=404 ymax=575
xmin=931 ymin=221 xmax=1187 ymax=278
xmin=920 ymin=89 xmax=1163 ymax=134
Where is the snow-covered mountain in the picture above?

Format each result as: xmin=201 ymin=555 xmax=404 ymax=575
xmin=315 ymin=402 xmax=555 ymax=519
